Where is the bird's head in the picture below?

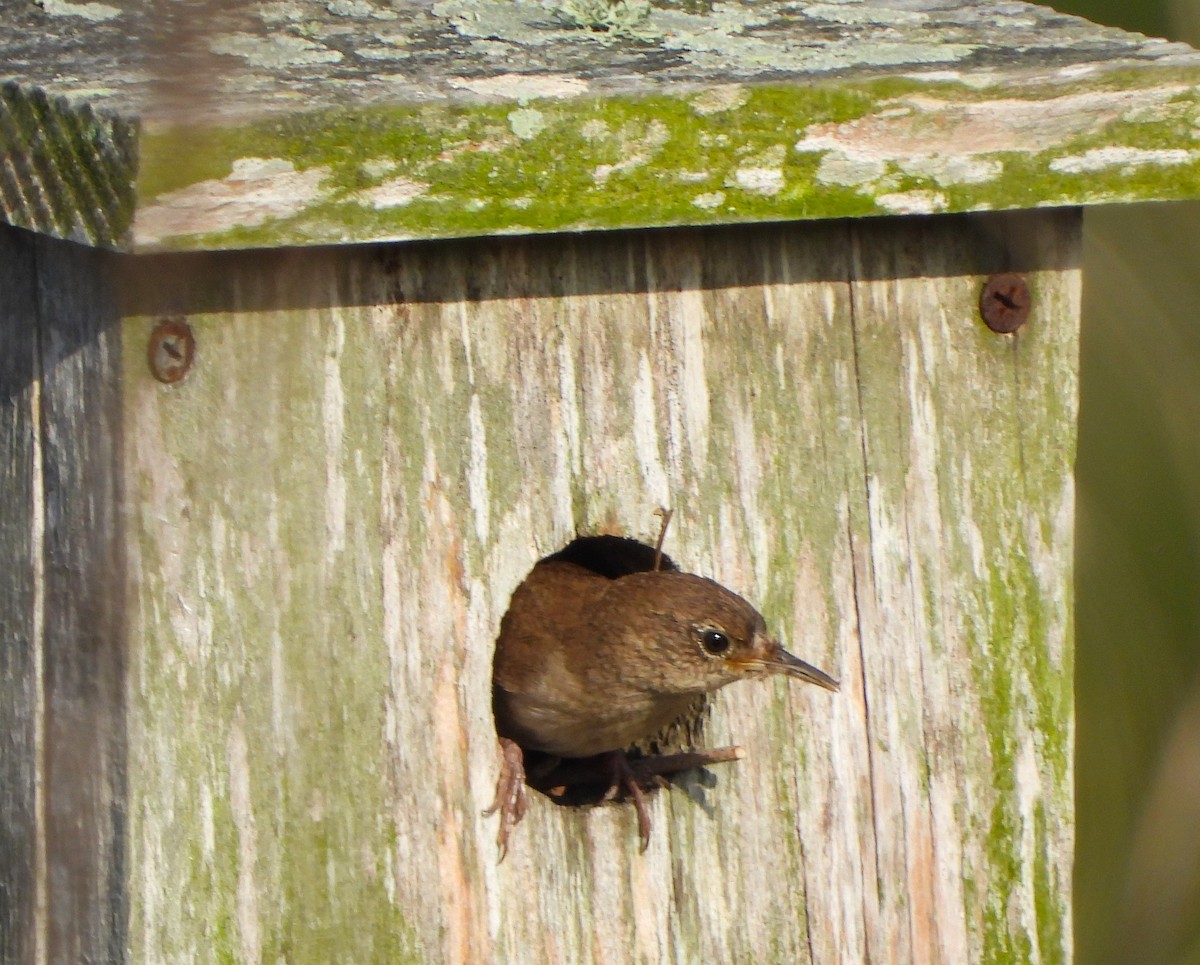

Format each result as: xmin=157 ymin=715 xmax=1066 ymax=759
xmin=599 ymin=570 xmax=840 ymax=697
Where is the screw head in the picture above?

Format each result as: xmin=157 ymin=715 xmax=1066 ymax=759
xmin=148 ymin=318 xmax=195 ymax=384
xmin=979 ymin=273 xmax=1030 ymax=334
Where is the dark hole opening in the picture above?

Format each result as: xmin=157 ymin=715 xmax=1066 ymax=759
xmin=493 ymin=535 xmax=713 ymax=810
xmin=542 ymin=533 xmax=678 ymax=578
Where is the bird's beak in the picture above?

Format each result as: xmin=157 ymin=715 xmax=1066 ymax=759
xmin=735 ymin=634 xmax=840 ymax=691
xmin=766 ymin=648 xmax=840 ymax=692
xmin=724 ymin=633 xmax=840 ymax=686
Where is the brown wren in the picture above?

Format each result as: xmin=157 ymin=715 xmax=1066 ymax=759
xmin=486 ymin=513 xmax=839 ymax=857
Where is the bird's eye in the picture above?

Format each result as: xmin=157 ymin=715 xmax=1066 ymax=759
xmin=700 ymin=629 xmax=731 ymax=656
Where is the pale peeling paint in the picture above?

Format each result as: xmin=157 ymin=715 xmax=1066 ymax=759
xmin=450 ymin=72 xmax=591 ymax=101
xmin=37 ymin=0 xmax=120 ymax=20
xmin=592 ymin=119 xmax=672 ymax=184
xmin=731 ymin=145 xmax=788 ymax=195
xmin=690 ymin=85 xmax=750 ymax=115
xmin=816 ymin=153 xmax=889 ymax=187
xmin=209 ymin=30 xmax=344 ymax=67
xmin=796 ymin=86 xmax=1195 ymax=160
xmin=324 ymin=315 xmax=347 ymax=555
xmin=632 ymin=355 xmax=670 ymax=503
xmin=1015 ymin=733 xmax=1044 ymax=956
xmin=327 ymin=0 xmax=396 ymax=18
xmin=731 ymin=166 xmax=785 ymax=195
xmin=1049 ymin=145 xmax=1200 ymax=173
xmin=228 ymin=716 xmax=262 ymax=965
xmin=257 ymin=1 xmax=312 ymax=23
xmin=468 ymin=393 xmax=491 ymax=542
xmin=692 ymin=191 xmax=725 ymax=210
xmin=803 ymin=2 xmax=926 ymax=26
xmin=133 ymin=158 xmax=331 ymax=245
xmin=898 ymin=154 xmax=1004 ymax=186
xmin=359 ymin=176 xmax=430 ymax=209
xmin=877 ymin=189 xmax=949 ymax=214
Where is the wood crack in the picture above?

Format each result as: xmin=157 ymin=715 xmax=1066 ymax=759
xmin=844 ymin=223 xmax=884 ymax=962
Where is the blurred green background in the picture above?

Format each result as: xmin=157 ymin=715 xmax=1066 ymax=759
xmin=1048 ymin=2 xmax=1200 ymax=964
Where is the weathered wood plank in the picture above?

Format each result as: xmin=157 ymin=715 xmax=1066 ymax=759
xmin=844 ymin=211 xmax=1079 ymax=964
xmin=34 ymin=234 xmax=127 ymax=962
xmin=120 ymin=252 xmax=416 ymax=962
xmin=0 ymin=224 xmax=40 ymax=965
xmin=0 ymin=225 xmax=127 ymax=963
xmin=119 ymin=211 xmax=1078 ymax=963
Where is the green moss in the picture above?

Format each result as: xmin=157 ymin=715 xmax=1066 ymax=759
xmin=825 ymin=244 xmax=1077 ymax=962
xmin=123 ymin=78 xmax=987 ymax=250
xmin=1 ymin=83 xmax=138 ymax=244
xmin=1033 ymin=802 xmax=1067 ymax=965
xmin=122 ymin=305 xmax=426 ymax=963
xmin=135 ymin=68 xmax=1199 ymax=250
xmin=983 ymin=899 xmax=1034 ymax=965
xmin=478 ymin=381 xmax=526 ymax=532
xmin=964 ymin=515 xmax=1071 ymax=963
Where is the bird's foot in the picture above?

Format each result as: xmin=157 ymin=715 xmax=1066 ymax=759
xmin=487 ymin=744 xmax=745 ymax=856
xmin=600 ymin=750 xmax=654 ymax=851
xmin=599 ymin=746 xmax=745 ymax=852
xmin=483 ymin=737 xmax=528 ymax=861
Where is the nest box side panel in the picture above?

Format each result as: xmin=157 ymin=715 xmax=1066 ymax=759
xmin=0 ymin=224 xmax=127 ymax=964
xmin=0 ymin=224 xmax=41 ymax=965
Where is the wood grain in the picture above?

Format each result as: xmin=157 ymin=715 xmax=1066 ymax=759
xmin=34 ymin=234 xmax=127 ymax=964
xmin=114 ymin=210 xmax=1078 ymax=963
xmin=0 ymin=225 xmax=127 ymax=964
xmin=0 ymin=225 xmax=40 ymax=965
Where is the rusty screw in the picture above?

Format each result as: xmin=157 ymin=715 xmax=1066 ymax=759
xmin=148 ymin=317 xmax=195 ymax=384
xmin=979 ymin=273 xmax=1030 ymax=334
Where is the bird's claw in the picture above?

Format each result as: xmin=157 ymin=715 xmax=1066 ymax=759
xmin=604 ymin=751 xmax=655 ymax=852
xmin=484 ymin=737 xmax=528 ymax=861
xmin=605 ymin=747 xmax=746 ymax=851
xmin=487 ymin=742 xmax=745 ymax=857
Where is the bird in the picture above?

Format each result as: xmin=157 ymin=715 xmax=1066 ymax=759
xmin=485 ymin=517 xmax=839 ymax=857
